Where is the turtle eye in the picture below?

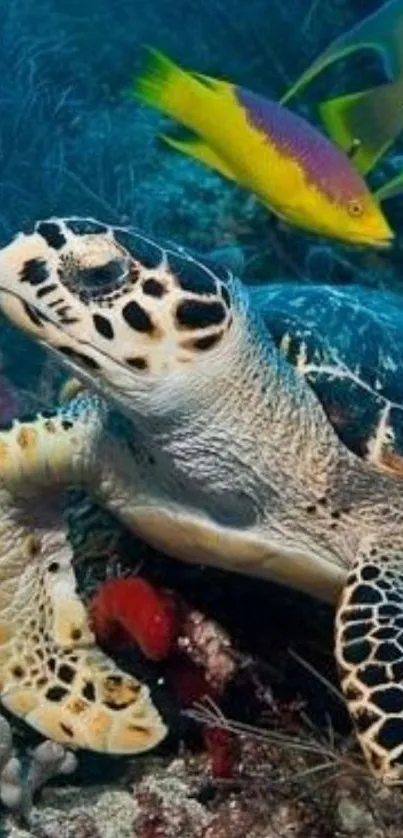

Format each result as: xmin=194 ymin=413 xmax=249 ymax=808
xmin=63 ymin=256 xmax=135 ymax=303
xmin=76 ymin=259 xmax=128 ymax=294
xmin=347 ymin=199 xmax=364 ymax=218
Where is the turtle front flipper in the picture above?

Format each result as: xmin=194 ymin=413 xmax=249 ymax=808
xmin=0 ymin=498 xmax=166 ymax=753
xmin=0 ymin=394 xmax=106 ymax=491
xmin=336 ymin=545 xmax=403 ymax=785
xmin=0 ymin=404 xmax=167 ymax=753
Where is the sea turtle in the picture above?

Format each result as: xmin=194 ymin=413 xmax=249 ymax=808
xmin=0 ymin=219 xmax=403 ymax=785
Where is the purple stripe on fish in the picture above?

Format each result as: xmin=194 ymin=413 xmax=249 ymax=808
xmin=235 ymin=86 xmax=367 ymax=204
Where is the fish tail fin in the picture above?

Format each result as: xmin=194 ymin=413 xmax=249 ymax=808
xmin=133 ymin=48 xmax=216 ymax=133
xmin=319 ymin=78 xmax=403 ymax=174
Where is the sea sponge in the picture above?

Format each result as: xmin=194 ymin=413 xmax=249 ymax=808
xmin=90 ymin=576 xmax=179 ymax=660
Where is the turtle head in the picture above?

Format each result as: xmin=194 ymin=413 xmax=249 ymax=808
xmin=0 ymin=218 xmax=244 ymax=415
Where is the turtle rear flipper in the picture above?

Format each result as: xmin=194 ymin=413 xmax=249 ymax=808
xmin=336 ymin=546 xmax=403 ymax=784
xmin=0 ymin=408 xmax=167 ymax=754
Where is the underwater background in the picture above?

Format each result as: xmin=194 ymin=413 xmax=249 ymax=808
xmin=2 ymin=0 xmax=403 ymax=836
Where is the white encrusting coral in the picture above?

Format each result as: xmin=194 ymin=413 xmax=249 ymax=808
xmin=0 ymin=713 xmax=77 ymax=825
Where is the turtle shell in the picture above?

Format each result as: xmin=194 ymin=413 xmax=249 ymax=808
xmin=250 ymin=282 xmax=403 ymax=475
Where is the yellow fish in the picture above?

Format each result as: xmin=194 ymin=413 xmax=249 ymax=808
xmin=133 ymin=50 xmax=393 ymax=248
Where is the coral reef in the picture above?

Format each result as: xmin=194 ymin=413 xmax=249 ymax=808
xmin=3 ymin=737 xmax=402 ymax=838
xmin=0 ymin=714 xmax=77 ymax=828
xmin=0 ymin=528 xmax=400 ymax=835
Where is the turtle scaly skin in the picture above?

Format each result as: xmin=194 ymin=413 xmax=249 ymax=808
xmin=1 ymin=218 xmax=403 ymax=783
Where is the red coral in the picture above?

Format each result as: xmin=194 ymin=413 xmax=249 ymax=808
xmin=89 ymin=577 xmax=178 ymax=661
xmin=167 ymin=657 xmax=238 ymax=780
xmin=203 ymin=726 xmax=238 ymax=780
xmin=89 ymin=575 xmax=239 ymax=779
xmin=166 ymin=657 xmax=217 ymax=705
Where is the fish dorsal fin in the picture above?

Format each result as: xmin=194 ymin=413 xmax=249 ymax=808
xmin=190 ymin=71 xmax=227 ymax=93
xmin=318 ymin=77 xmax=403 ymax=174
xmin=282 ymin=0 xmax=403 ymax=105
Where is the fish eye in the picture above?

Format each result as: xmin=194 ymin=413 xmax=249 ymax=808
xmin=347 ymin=199 xmax=364 ymax=218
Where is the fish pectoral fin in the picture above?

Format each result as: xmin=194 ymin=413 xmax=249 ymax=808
xmin=318 ymin=79 xmax=403 ymax=174
xmin=376 ymin=171 xmax=403 ymax=203
xmin=160 ymin=133 xmax=236 ymax=181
